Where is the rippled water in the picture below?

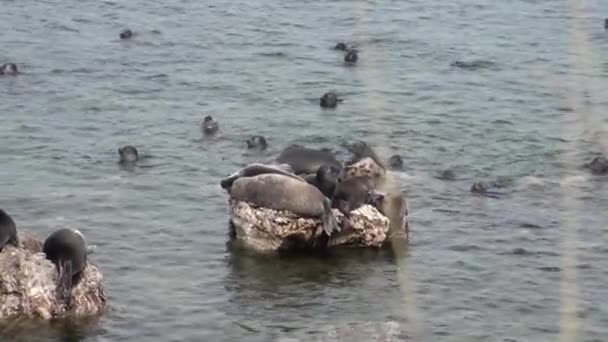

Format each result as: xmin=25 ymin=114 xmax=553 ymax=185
xmin=2 ymin=0 xmax=608 ymax=341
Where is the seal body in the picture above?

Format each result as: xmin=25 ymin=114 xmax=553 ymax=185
xmin=276 ymin=145 xmax=343 ymax=175
xmin=246 ymin=135 xmax=268 ymax=150
xmin=344 ymin=49 xmax=358 ymax=64
xmin=43 ymin=228 xmax=88 ymax=305
xmin=320 ymin=92 xmax=338 ymax=108
xmin=0 ymin=209 xmax=18 ymax=252
xmin=220 ymin=163 xmax=304 ymax=190
xmin=304 ymin=164 xmax=339 ymax=199
xmin=0 ymin=63 xmax=18 ymax=76
xmin=118 ymin=145 xmax=139 ymax=163
xmin=332 ymin=176 xmax=374 ymax=217
xmin=202 ymin=115 xmax=219 ymax=135
xmin=229 ymin=174 xmax=340 ymax=236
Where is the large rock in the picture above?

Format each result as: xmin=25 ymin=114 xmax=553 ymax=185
xmin=0 ymin=233 xmax=107 ymax=321
xmin=229 ymin=200 xmax=390 ymax=253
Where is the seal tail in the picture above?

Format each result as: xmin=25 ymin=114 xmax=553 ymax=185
xmin=57 ymin=260 xmax=73 ymax=306
xmin=321 ymin=199 xmax=340 ymax=236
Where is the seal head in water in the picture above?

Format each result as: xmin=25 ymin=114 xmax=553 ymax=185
xmin=320 ymin=92 xmax=339 ymax=109
xmin=229 ymin=173 xmax=340 ymax=237
xmin=0 ymin=63 xmax=18 ymax=76
xmin=202 ymin=115 xmax=219 ymax=135
xmin=119 ymin=29 xmax=133 ymax=39
xmin=43 ymin=228 xmax=88 ymax=305
xmin=118 ymin=145 xmax=139 ymax=163
xmin=246 ymin=135 xmax=268 ymax=150
xmin=0 ymin=209 xmax=18 ymax=252
xmin=344 ymin=49 xmax=358 ymax=65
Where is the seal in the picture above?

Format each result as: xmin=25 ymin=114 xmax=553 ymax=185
xmin=369 ymin=192 xmax=409 ymax=239
xmin=331 ymin=176 xmax=375 ymax=217
xmin=605 ymin=18 xmax=608 ymax=30
xmin=0 ymin=209 xmax=18 ymax=252
xmin=0 ymin=63 xmax=18 ymax=76
xmin=344 ymin=49 xmax=358 ymax=64
xmin=276 ymin=145 xmax=343 ymax=175
xmin=585 ymin=155 xmax=608 ymax=175
xmin=229 ymin=173 xmax=340 ymax=237
xmin=346 ymin=140 xmax=385 ymax=169
xmin=119 ymin=29 xmax=133 ymax=39
xmin=304 ymin=164 xmax=340 ymax=199
xmin=43 ymin=228 xmax=88 ymax=305
xmin=202 ymin=115 xmax=219 ymax=135
xmin=220 ymin=163 xmax=304 ymax=191
xmin=388 ymin=154 xmax=404 ymax=170
xmin=118 ymin=145 xmax=139 ymax=163
xmin=320 ymin=92 xmax=339 ymax=109
xmin=334 ymin=42 xmax=347 ymax=51
xmin=246 ymin=135 xmax=268 ymax=150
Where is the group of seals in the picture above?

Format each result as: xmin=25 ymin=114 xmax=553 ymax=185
xmin=0 ymin=209 xmax=91 ymax=305
xmin=333 ymin=41 xmax=359 ymax=65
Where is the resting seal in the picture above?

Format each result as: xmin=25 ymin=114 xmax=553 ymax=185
xmin=304 ymin=164 xmax=340 ymax=199
xmin=229 ymin=173 xmax=340 ymax=237
xmin=202 ymin=115 xmax=219 ymax=135
xmin=276 ymin=145 xmax=343 ymax=175
xmin=332 ymin=176 xmax=374 ymax=217
xmin=43 ymin=228 xmax=89 ymax=305
xmin=346 ymin=140 xmax=385 ymax=169
xmin=0 ymin=63 xmax=18 ymax=76
xmin=220 ymin=163 xmax=303 ymax=190
xmin=118 ymin=145 xmax=139 ymax=163
xmin=0 ymin=209 xmax=18 ymax=252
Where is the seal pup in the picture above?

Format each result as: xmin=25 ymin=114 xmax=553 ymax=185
xmin=246 ymin=135 xmax=268 ymax=150
xmin=304 ymin=164 xmax=340 ymax=199
xmin=118 ymin=145 xmax=139 ymax=163
xmin=388 ymin=155 xmax=404 ymax=170
xmin=201 ymin=115 xmax=219 ymax=135
xmin=320 ymin=92 xmax=339 ymax=109
xmin=220 ymin=163 xmax=304 ymax=191
xmin=0 ymin=209 xmax=18 ymax=252
xmin=332 ymin=176 xmax=375 ymax=217
xmin=229 ymin=173 xmax=340 ymax=237
xmin=0 ymin=63 xmax=18 ymax=76
xmin=276 ymin=145 xmax=343 ymax=175
xmin=344 ymin=49 xmax=358 ymax=65
xmin=43 ymin=228 xmax=89 ymax=305
xmin=119 ymin=29 xmax=133 ymax=39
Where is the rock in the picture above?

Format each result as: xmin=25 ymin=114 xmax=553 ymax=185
xmin=0 ymin=236 xmax=107 ymax=321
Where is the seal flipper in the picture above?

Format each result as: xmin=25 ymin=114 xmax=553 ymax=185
xmin=333 ymin=199 xmax=352 ymax=218
xmin=57 ymin=260 xmax=73 ymax=306
xmin=321 ymin=199 xmax=340 ymax=236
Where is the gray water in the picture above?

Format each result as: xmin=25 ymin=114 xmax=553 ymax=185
xmin=1 ymin=0 xmax=608 ymax=341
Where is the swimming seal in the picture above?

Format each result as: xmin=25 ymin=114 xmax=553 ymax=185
xmin=276 ymin=145 xmax=343 ymax=175
xmin=43 ymin=228 xmax=88 ymax=305
xmin=118 ymin=145 xmax=139 ymax=163
xmin=304 ymin=164 xmax=340 ymax=199
xmin=220 ymin=163 xmax=304 ymax=190
xmin=229 ymin=173 xmax=340 ymax=237
xmin=119 ymin=29 xmax=133 ymax=39
xmin=320 ymin=92 xmax=339 ymax=109
xmin=0 ymin=209 xmax=18 ymax=252
xmin=0 ymin=63 xmax=18 ymax=76
xmin=388 ymin=155 xmax=404 ymax=170
xmin=334 ymin=42 xmax=347 ymax=51
xmin=332 ymin=176 xmax=374 ymax=217
xmin=202 ymin=115 xmax=219 ymax=135
xmin=585 ymin=155 xmax=608 ymax=175
xmin=344 ymin=49 xmax=358 ymax=64
xmin=246 ymin=135 xmax=268 ymax=150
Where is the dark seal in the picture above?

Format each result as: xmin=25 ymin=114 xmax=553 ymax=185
xmin=346 ymin=140 xmax=385 ymax=169
xmin=320 ymin=92 xmax=339 ymax=109
xmin=304 ymin=164 xmax=340 ymax=199
xmin=332 ymin=176 xmax=374 ymax=217
xmin=202 ymin=115 xmax=219 ymax=135
xmin=246 ymin=135 xmax=268 ymax=150
xmin=585 ymin=156 xmax=608 ymax=175
xmin=388 ymin=155 xmax=404 ymax=170
xmin=0 ymin=63 xmax=18 ymax=76
xmin=43 ymin=228 xmax=88 ymax=305
xmin=344 ymin=49 xmax=358 ymax=65
xmin=118 ymin=145 xmax=139 ymax=163
xmin=220 ymin=163 xmax=303 ymax=191
xmin=0 ymin=209 xmax=18 ymax=252
xmin=276 ymin=145 xmax=343 ymax=175
xmin=334 ymin=42 xmax=347 ymax=51
xmin=119 ymin=29 xmax=133 ymax=39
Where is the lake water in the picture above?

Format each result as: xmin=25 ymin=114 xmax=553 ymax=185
xmin=1 ymin=0 xmax=608 ymax=341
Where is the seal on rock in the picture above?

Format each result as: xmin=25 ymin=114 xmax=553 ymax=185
xmin=43 ymin=228 xmax=89 ymax=305
xmin=276 ymin=145 xmax=343 ymax=175
xmin=229 ymin=173 xmax=340 ymax=237
xmin=332 ymin=176 xmax=375 ymax=217
xmin=220 ymin=163 xmax=304 ymax=190
xmin=0 ymin=209 xmax=18 ymax=252
xmin=304 ymin=164 xmax=340 ymax=199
